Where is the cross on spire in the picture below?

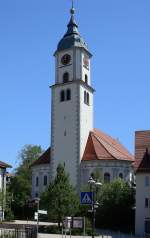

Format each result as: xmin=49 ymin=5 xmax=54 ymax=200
xmin=72 ymin=0 xmax=74 ymax=9
xmin=70 ymin=0 xmax=75 ymax=15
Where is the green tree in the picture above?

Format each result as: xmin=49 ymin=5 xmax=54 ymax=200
xmin=96 ymin=179 xmax=135 ymax=232
xmin=41 ymin=163 xmax=80 ymax=228
xmin=8 ymin=145 xmax=43 ymax=219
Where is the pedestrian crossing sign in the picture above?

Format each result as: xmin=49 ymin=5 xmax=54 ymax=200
xmin=80 ymin=192 xmax=93 ymax=205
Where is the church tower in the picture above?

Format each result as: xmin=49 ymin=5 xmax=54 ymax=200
xmin=51 ymin=4 xmax=94 ymax=186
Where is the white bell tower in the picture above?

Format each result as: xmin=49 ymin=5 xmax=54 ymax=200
xmin=50 ymin=5 xmax=94 ymax=187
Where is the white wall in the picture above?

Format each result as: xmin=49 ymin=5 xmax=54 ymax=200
xmin=81 ymin=160 xmax=133 ymax=185
xmin=135 ymin=173 xmax=150 ymax=235
xmin=31 ymin=165 xmax=51 ymax=198
xmin=51 ymin=81 xmax=94 ymax=187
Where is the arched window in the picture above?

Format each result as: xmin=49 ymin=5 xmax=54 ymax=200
xmin=66 ymin=89 xmax=71 ymax=100
xmin=43 ymin=175 xmax=47 ymax=186
xmin=60 ymin=90 xmax=65 ymax=102
xmin=87 ymin=92 xmax=89 ymax=105
xmin=63 ymin=72 xmax=69 ymax=83
xmin=119 ymin=173 xmax=123 ymax=179
xmin=84 ymin=91 xmax=86 ymax=104
xmin=104 ymin=173 xmax=110 ymax=183
xmin=36 ymin=176 xmax=39 ymax=187
xmin=85 ymin=74 xmax=88 ymax=84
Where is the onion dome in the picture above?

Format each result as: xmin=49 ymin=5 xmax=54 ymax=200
xmin=57 ymin=5 xmax=89 ymax=52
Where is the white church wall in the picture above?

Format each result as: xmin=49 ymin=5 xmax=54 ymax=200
xmin=51 ymin=83 xmax=80 ymax=186
xmin=79 ymin=85 xmax=93 ymax=160
xmin=31 ymin=165 xmax=50 ymax=198
xmin=81 ymin=160 xmax=133 ymax=185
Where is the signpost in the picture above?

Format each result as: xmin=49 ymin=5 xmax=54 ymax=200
xmin=38 ymin=210 xmax=47 ymax=215
xmin=80 ymin=192 xmax=93 ymax=205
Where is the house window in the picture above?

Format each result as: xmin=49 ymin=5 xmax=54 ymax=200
xmin=145 ymin=219 xmax=150 ymax=233
xmin=104 ymin=173 xmax=110 ymax=183
xmin=43 ymin=175 xmax=47 ymax=186
xmin=119 ymin=173 xmax=123 ymax=179
xmin=85 ymin=74 xmax=88 ymax=84
xmin=145 ymin=176 xmax=149 ymax=186
xmin=35 ymin=192 xmax=39 ymax=198
xmin=63 ymin=72 xmax=69 ymax=83
xmin=145 ymin=198 xmax=150 ymax=208
xmin=36 ymin=177 xmax=39 ymax=187
xmin=66 ymin=89 xmax=71 ymax=100
xmin=60 ymin=90 xmax=65 ymax=102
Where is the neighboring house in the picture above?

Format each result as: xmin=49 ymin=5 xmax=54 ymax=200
xmin=0 ymin=161 xmax=12 ymax=220
xmin=31 ymin=5 xmax=134 ymax=197
xmin=135 ymin=130 xmax=150 ymax=236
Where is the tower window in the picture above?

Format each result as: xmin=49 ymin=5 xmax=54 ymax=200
xmin=84 ymin=91 xmax=86 ymax=104
xmin=43 ymin=175 xmax=47 ymax=186
xmin=87 ymin=92 xmax=89 ymax=105
xmin=85 ymin=74 xmax=88 ymax=84
xmin=104 ymin=173 xmax=110 ymax=183
xmin=36 ymin=176 xmax=39 ymax=187
xmin=63 ymin=72 xmax=69 ymax=83
xmin=60 ymin=90 xmax=65 ymax=102
xmin=84 ymin=91 xmax=90 ymax=105
xmin=66 ymin=89 xmax=71 ymax=100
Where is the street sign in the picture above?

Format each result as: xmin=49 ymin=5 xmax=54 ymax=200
xmin=72 ymin=217 xmax=83 ymax=228
xmin=80 ymin=192 xmax=93 ymax=205
xmin=38 ymin=210 xmax=47 ymax=215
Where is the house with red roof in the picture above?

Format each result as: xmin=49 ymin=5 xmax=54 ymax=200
xmin=31 ymin=4 xmax=134 ymax=197
xmin=135 ymin=131 xmax=150 ymax=235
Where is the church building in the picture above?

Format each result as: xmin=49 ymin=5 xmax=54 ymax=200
xmin=31 ymin=5 xmax=134 ymax=198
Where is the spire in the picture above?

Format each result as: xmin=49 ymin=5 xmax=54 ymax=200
xmin=64 ymin=0 xmax=79 ymax=37
xmin=56 ymin=2 xmax=90 ymax=54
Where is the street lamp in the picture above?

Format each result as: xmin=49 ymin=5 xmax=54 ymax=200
xmin=34 ymin=198 xmax=40 ymax=238
xmin=88 ymin=176 xmax=102 ymax=238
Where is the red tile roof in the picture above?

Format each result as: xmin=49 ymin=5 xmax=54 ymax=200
xmin=82 ymin=129 xmax=134 ymax=162
xmin=136 ymin=148 xmax=150 ymax=173
xmin=31 ymin=147 xmax=51 ymax=167
xmin=0 ymin=161 xmax=12 ymax=168
xmin=134 ymin=130 xmax=150 ymax=170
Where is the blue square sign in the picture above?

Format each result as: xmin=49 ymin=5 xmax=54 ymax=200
xmin=80 ymin=192 xmax=93 ymax=205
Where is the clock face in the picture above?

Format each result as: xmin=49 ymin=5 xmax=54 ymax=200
xmin=83 ymin=55 xmax=89 ymax=68
xmin=61 ymin=54 xmax=71 ymax=65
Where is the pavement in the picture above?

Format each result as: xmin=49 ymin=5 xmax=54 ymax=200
xmin=39 ymin=234 xmax=101 ymax=238
xmin=5 ymin=220 xmax=57 ymax=226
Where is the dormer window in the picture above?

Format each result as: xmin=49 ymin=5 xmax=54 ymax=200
xmin=63 ymin=72 xmax=69 ymax=83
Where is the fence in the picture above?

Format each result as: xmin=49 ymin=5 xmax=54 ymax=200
xmin=0 ymin=225 xmax=37 ymax=238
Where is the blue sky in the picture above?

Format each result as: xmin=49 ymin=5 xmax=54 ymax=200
xmin=0 ymin=0 xmax=150 ymax=169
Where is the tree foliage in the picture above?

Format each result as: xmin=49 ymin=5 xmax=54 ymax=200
xmin=8 ymin=144 xmax=43 ymax=218
xmin=40 ymin=163 xmax=80 ymax=227
xmin=96 ymin=179 xmax=135 ymax=232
